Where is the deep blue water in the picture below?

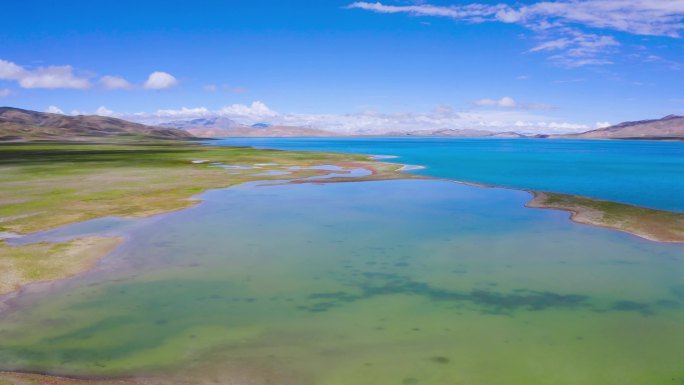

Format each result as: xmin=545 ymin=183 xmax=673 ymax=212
xmin=209 ymin=138 xmax=684 ymax=212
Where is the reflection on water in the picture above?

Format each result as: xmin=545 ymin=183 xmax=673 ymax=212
xmin=1 ymin=180 xmax=683 ymax=384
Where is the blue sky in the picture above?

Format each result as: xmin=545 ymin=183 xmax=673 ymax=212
xmin=1 ymin=0 xmax=683 ymax=133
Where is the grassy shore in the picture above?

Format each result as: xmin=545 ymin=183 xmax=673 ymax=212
xmin=527 ymin=191 xmax=684 ymax=243
xmin=0 ymin=140 xmax=409 ymax=296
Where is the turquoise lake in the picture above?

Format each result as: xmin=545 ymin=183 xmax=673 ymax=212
xmin=210 ymin=138 xmax=684 ymax=212
xmin=0 ymin=141 xmax=683 ymax=384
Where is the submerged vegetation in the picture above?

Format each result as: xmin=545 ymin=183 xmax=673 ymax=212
xmin=0 ymin=141 xmax=408 ymax=296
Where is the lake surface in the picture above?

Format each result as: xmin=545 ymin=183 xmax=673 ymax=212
xmin=1 ymin=143 xmax=683 ymax=384
xmin=209 ymin=138 xmax=684 ymax=212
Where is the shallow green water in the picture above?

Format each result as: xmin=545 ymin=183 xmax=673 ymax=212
xmin=1 ymin=179 xmax=683 ymax=384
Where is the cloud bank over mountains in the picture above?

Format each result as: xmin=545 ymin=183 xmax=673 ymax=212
xmin=49 ymin=100 xmax=598 ymax=135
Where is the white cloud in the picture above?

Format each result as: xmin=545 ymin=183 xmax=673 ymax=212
xmin=46 ymin=105 xmax=64 ymax=114
xmin=150 ymin=106 xmax=211 ymax=119
xmin=217 ymin=101 xmax=278 ymax=121
xmin=202 ymin=84 xmax=218 ymax=92
xmin=347 ymin=1 xmax=684 ymax=67
xmin=0 ymin=59 xmax=90 ymax=89
xmin=143 ymin=71 xmax=178 ymax=90
xmin=546 ymin=122 xmax=589 ymax=130
xmin=596 ymin=121 xmax=612 ymax=128
xmin=95 ymin=106 xmax=115 ymax=116
xmin=0 ymin=60 xmax=26 ymax=80
xmin=0 ymin=88 xmax=12 ymax=98
xmin=99 ymin=75 xmax=132 ymax=90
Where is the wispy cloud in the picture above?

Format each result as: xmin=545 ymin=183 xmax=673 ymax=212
xmin=347 ymin=1 xmax=684 ymax=67
xmin=541 ymin=32 xmax=621 ymax=67
xmin=640 ymin=53 xmax=684 ymax=70
xmin=348 ymin=1 xmax=684 ymax=36
xmin=0 ymin=88 xmax=12 ymax=98
xmin=0 ymin=59 xmax=91 ymax=89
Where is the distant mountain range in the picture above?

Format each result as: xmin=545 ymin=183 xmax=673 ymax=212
xmin=0 ymin=107 xmax=192 ymax=141
xmin=159 ymin=117 xmax=243 ymax=130
xmin=551 ymin=115 xmax=684 ymax=140
xmin=185 ymin=125 xmax=343 ymax=138
xmin=159 ymin=117 xmax=342 ymax=137
xmin=2 ymin=107 xmax=683 ymax=141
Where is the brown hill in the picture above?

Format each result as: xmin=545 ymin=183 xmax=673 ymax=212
xmin=0 ymin=107 xmax=194 ymax=141
xmin=555 ymin=115 xmax=684 ymax=140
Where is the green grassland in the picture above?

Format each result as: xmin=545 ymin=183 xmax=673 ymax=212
xmin=0 ymin=141 xmax=407 ymax=234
